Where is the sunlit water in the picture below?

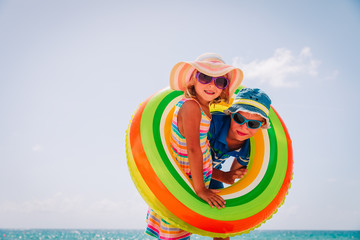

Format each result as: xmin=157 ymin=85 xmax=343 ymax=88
xmin=0 ymin=229 xmax=359 ymax=240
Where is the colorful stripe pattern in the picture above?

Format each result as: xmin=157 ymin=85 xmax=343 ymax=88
xmin=146 ymin=209 xmax=191 ymax=240
xmin=170 ymin=98 xmax=212 ymax=185
xmin=232 ymin=99 xmax=270 ymax=116
xmin=126 ymin=87 xmax=293 ymax=238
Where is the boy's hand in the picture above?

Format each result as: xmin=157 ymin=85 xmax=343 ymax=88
xmin=196 ymin=188 xmax=226 ymax=209
xmin=223 ymin=167 xmax=248 ymax=185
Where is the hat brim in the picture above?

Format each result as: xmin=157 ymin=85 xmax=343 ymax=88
xmin=170 ymin=61 xmax=243 ymax=97
xmin=224 ymin=105 xmax=271 ymax=129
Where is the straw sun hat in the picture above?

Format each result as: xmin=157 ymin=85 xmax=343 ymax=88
xmin=169 ymin=53 xmax=244 ymax=97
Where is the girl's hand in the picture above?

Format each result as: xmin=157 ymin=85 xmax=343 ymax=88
xmin=196 ymin=188 xmax=226 ymax=209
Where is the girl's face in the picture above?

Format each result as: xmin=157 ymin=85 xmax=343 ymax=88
xmin=228 ymin=111 xmax=265 ymax=142
xmin=193 ymin=74 xmax=224 ymax=103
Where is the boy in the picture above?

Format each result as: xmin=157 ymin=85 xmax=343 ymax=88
xmin=208 ymin=88 xmax=272 ymax=192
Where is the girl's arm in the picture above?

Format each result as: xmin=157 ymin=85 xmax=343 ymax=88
xmin=178 ymin=101 xmax=226 ymax=209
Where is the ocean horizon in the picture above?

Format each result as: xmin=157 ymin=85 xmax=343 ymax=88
xmin=0 ymin=229 xmax=359 ymax=240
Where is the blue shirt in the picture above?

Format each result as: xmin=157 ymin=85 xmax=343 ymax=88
xmin=208 ymin=112 xmax=250 ymax=170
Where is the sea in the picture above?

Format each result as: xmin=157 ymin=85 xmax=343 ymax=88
xmin=0 ymin=229 xmax=359 ymax=240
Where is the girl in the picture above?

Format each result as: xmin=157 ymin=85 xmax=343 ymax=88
xmin=145 ymin=53 xmax=243 ymax=240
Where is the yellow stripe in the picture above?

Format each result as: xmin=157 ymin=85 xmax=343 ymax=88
xmin=219 ymin=129 xmax=265 ymax=195
xmin=232 ymin=99 xmax=269 ymax=116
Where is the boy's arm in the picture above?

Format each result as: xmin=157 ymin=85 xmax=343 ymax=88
xmin=211 ymin=168 xmax=226 ymax=182
xmin=230 ymin=159 xmax=243 ymax=171
xmin=230 ymin=159 xmax=248 ymax=181
xmin=212 ymin=164 xmax=247 ymax=185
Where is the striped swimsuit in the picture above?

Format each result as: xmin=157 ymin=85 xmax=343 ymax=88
xmin=145 ymin=98 xmax=213 ymax=240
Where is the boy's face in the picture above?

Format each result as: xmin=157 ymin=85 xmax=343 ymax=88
xmin=228 ymin=111 xmax=264 ymax=142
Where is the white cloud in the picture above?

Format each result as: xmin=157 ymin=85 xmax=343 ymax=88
xmin=233 ymin=47 xmax=321 ymax=88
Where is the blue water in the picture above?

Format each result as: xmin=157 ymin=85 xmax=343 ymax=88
xmin=0 ymin=229 xmax=359 ymax=240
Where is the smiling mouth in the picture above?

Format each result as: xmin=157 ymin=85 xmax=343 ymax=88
xmin=204 ymin=90 xmax=215 ymax=95
xmin=236 ymin=130 xmax=247 ymax=136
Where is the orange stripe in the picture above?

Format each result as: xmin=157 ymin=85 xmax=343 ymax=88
xmin=219 ymin=129 xmax=265 ymax=195
xmin=177 ymin=63 xmax=192 ymax=90
xmin=148 ymin=217 xmax=160 ymax=228
xmin=170 ymin=62 xmax=182 ymax=90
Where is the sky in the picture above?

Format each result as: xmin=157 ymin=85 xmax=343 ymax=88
xmin=0 ymin=0 xmax=359 ymax=231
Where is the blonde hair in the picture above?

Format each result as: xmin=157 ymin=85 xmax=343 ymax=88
xmin=184 ymin=70 xmax=230 ymax=104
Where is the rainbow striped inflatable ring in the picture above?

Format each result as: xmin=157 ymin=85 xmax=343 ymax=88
xmin=126 ymin=87 xmax=293 ymax=238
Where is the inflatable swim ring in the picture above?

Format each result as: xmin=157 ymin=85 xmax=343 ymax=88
xmin=125 ymin=87 xmax=293 ymax=238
